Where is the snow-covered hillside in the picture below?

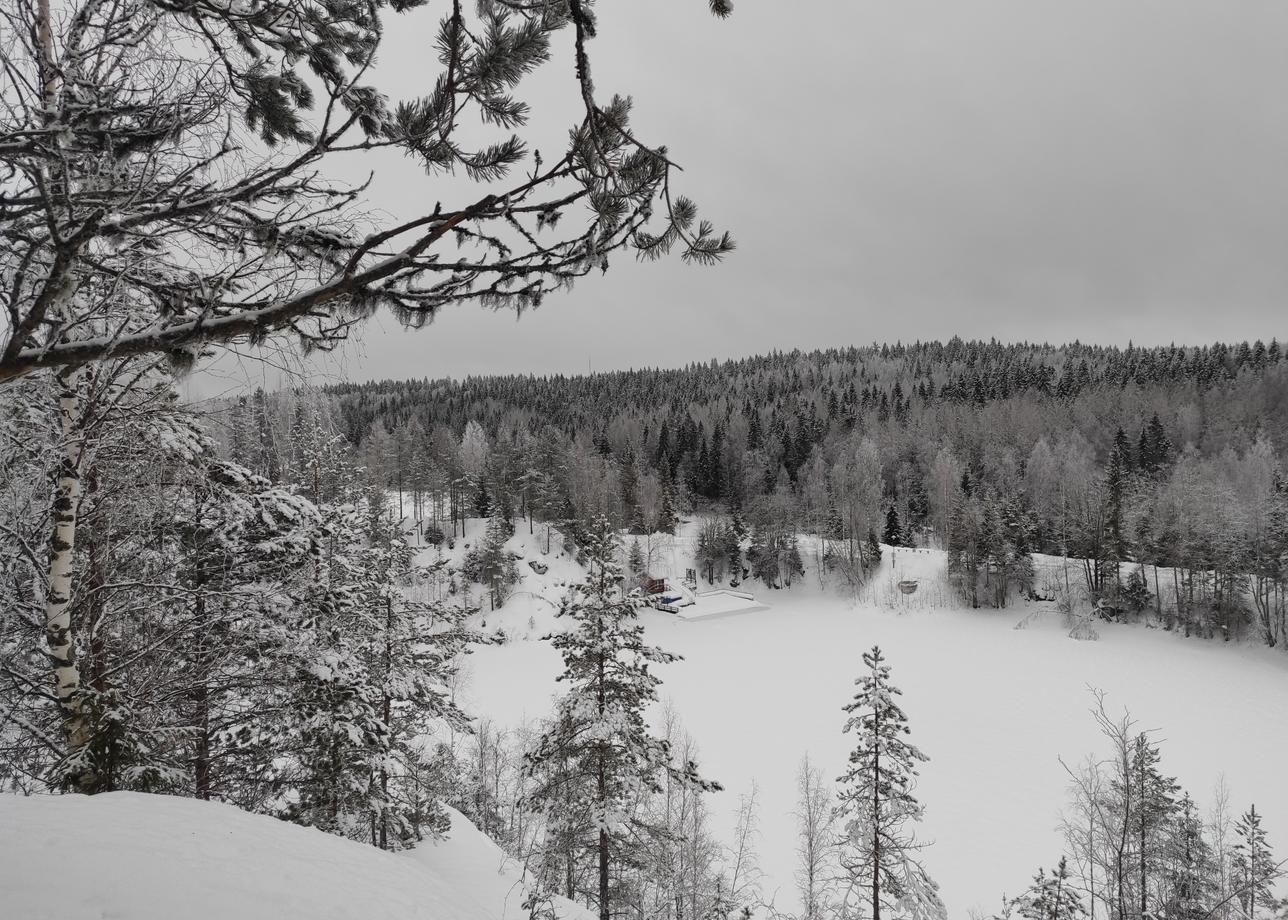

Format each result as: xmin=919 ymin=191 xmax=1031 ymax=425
xmin=442 ymin=516 xmax=1288 ymax=917
xmin=0 ymin=792 xmax=590 ymax=920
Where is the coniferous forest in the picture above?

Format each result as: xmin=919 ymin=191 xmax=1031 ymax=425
xmin=306 ymin=338 xmax=1288 ymax=641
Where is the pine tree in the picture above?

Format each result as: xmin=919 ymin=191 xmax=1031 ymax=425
xmin=1012 ymin=858 xmax=1086 ymax=920
xmin=525 ymin=518 xmax=718 ymax=919
xmin=1 ymin=0 xmax=733 ymax=384
xmin=1231 ymin=806 xmax=1281 ymax=919
xmin=836 ymin=647 xmax=945 ymax=920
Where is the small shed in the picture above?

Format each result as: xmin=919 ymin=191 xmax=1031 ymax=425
xmin=637 ymin=574 xmax=667 ymax=596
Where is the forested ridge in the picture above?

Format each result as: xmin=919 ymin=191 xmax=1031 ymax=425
xmin=293 ymin=338 xmax=1288 ymax=648
xmin=327 ymin=338 xmax=1287 ymax=473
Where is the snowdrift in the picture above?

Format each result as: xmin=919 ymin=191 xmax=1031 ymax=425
xmin=0 ymin=792 xmax=590 ymax=920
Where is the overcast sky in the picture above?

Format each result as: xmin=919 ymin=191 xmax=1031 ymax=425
xmin=190 ymin=0 xmax=1288 ymax=397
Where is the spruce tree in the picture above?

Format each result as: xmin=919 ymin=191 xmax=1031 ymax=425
xmin=836 ymin=646 xmax=945 ymax=920
xmin=1231 ymin=805 xmax=1281 ymax=919
xmin=356 ymin=509 xmax=476 ymax=848
xmin=882 ymin=506 xmax=904 ymax=547
xmin=628 ymin=539 xmax=647 ymax=578
xmin=1139 ymin=415 xmax=1173 ymax=478
xmin=866 ymin=529 xmax=884 ymax=570
xmin=1105 ymin=440 xmax=1130 ymax=593
xmin=1125 ymin=734 xmax=1180 ymax=918
xmin=525 ymin=517 xmax=718 ymax=919
xmin=1163 ymin=794 xmax=1216 ymax=920
xmin=724 ymin=526 xmax=745 ymax=584
xmin=466 ymin=512 xmax=518 ymax=610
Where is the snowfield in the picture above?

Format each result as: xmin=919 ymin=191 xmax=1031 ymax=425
xmin=449 ymin=520 xmax=1288 ymax=917
xmin=0 ymin=792 xmax=590 ymax=920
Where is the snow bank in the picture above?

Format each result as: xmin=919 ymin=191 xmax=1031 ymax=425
xmin=0 ymin=792 xmax=590 ymax=920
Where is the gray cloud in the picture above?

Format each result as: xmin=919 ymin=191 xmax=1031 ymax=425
xmin=189 ymin=0 xmax=1288 ymax=397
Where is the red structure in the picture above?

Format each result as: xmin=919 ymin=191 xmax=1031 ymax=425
xmin=637 ymin=575 xmax=667 ymax=595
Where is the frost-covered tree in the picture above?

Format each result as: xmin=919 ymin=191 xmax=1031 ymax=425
xmin=627 ymin=539 xmax=647 ymax=578
xmin=1123 ymin=734 xmax=1180 ymax=918
xmin=949 ymin=489 xmax=1034 ymax=608
xmin=0 ymin=367 xmax=330 ymax=796
xmin=1230 ymin=806 xmax=1281 ymax=920
xmin=525 ymin=517 xmax=717 ymax=919
xmin=882 ymin=505 xmax=904 ymax=548
xmin=277 ymin=494 xmax=478 ymax=847
xmin=836 ymin=646 xmax=945 ymax=920
xmin=747 ymin=524 xmax=804 ymax=589
xmin=696 ymin=519 xmax=729 ymax=584
xmin=1046 ymin=698 xmax=1240 ymax=920
xmin=1010 ymin=858 xmax=1086 ymax=920
xmin=164 ymin=460 xmax=323 ymax=804
xmin=1 ymin=381 xmax=478 ymax=849
xmin=794 ymin=753 xmax=838 ymax=920
xmin=345 ymin=507 xmax=478 ymax=847
xmin=463 ymin=512 xmax=519 ymax=610
xmin=1162 ymin=795 xmax=1216 ymax=920
xmin=1 ymin=0 xmax=733 ymax=789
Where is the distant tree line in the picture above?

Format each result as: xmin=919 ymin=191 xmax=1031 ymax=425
xmin=239 ymin=338 xmax=1288 ymax=638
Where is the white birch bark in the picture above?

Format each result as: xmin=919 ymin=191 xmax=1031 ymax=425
xmin=34 ymin=0 xmax=93 ymax=772
xmin=45 ymin=367 xmax=90 ymax=758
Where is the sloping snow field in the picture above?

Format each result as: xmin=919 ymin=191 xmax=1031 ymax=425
xmin=0 ymin=792 xmax=590 ymax=920
xmin=454 ymin=521 xmax=1288 ymax=917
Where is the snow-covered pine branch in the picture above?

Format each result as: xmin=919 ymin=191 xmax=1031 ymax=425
xmin=0 ymin=0 xmax=734 ymax=383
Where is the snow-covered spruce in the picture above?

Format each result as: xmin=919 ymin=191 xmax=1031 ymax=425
xmin=835 ymin=646 xmax=945 ymax=920
xmin=523 ymin=517 xmax=719 ymax=920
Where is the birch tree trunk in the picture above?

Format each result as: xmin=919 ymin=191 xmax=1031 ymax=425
xmin=34 ymin=0 xmax=93 ymax=783
xmin=45 ymin=367 xmax=92 ymax=772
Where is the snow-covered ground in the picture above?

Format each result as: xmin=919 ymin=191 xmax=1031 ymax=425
xmin=447 ymin=518 xmax=1288 ymax=917
xmin=6 ymin=518 xmax=1283 ymax=919
xmin=0 ymin=792 xmax=590 ymax=920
